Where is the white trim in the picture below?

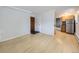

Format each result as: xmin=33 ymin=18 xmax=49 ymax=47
xmin=75 ymin=33 xmax=79 ymax=42
xmin=7 ymin=6 xmax=32 ymax=13
xmin=0 ymin=33 xmax=29 ymax=42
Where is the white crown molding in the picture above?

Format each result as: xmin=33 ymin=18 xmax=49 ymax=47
xmin=7 ymin=6 xmax=32 ymax=13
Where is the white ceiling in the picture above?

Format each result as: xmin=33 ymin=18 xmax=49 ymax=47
xmin=15 ymin=6 xmax=79 ymax=14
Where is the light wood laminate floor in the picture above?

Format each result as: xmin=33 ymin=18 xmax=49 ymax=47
xmin=0 ymin=31 xmax=79 ymax=53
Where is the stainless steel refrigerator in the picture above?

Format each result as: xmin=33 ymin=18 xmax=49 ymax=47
xmin=66 ymin=19 xmax=75 ymax=34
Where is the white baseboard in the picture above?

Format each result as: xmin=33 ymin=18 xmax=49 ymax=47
xmin=75 ymin=33 xmax=79 ymax=42
xmin=0 ymin=33 xmax=29 ymax=42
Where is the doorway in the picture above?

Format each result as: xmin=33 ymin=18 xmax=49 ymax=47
xmin=30 ymin=17 xmax=35 ymax=34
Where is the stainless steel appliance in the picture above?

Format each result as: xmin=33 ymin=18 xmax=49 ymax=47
xmin=66 ymin=20 xmax=75 ymax=34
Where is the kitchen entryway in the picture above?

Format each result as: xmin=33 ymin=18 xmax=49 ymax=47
xmin=55 ymin=15 xmax=75 ymax=35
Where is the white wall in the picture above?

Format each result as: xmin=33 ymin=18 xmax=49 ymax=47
xmin=37 ymin=10 xmax=55 ymax=35
xmin=0 ymin=7 xmax=32 ymax=42
xmin=35 ymin=15 xmax=40 ymax=31
xmin=0 ymin=7 xmax=55 ymax=42
xmin=75 ymin=13 xmax=79 ymax=40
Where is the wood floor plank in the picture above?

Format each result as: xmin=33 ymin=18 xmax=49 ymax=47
xmin=0 ymin=31 xmax=79 ymax=53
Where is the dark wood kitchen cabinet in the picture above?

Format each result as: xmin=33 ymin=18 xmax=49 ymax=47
xmin=61 ymin=21 xmax=66 ymax=32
